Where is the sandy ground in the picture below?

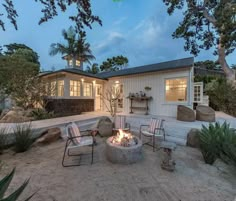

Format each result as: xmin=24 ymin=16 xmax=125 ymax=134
xmin=0 ymin=137 xmax=235 ymax=201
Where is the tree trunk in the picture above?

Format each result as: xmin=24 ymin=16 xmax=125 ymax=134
xmin=218 ymin=42 xmax=235 ymax=81
xmin=72 ymin=56 xmax=76 ymax=68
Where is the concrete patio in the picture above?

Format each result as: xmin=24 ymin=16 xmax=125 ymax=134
xmin=1 ymin=111 xmax=235 ymax=145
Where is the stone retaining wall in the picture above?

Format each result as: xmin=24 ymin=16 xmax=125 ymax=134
xmin=45 ymin=98 xmax=94 ymax=116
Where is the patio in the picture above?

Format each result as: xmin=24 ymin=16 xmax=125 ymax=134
xmin=0 ymin=136 xmax=235 ymax=201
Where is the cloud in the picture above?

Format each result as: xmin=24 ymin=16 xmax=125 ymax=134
xmin=113 ymin=17 xmax=127 ymax=26
xmin=94 ymin=31 xmax=126 ymax=55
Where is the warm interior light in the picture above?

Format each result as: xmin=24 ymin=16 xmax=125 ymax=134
xmin=81 ymin=78 xmax=84 ymax=82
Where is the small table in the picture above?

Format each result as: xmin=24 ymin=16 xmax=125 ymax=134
xmin=160 ymin=142 xmax=176 ymax=172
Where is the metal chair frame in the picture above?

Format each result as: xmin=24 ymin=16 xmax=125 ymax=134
xmin=139 ymin=119 xmax=166 ymax=152
xmin=62 ymin=129 xmax=95 ymax=167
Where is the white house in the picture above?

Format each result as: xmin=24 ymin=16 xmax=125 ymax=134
xmin=40 ymin=57 xmax=204 ymax=117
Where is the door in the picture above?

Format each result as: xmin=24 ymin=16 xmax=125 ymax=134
xmin=95 ymin=84 xmax=102 ymax=111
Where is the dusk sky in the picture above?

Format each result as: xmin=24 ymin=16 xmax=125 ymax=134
xmin=0 ymin=0 xmax=235 ymax=71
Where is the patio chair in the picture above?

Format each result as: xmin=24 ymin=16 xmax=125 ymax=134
xmin=113 ymin=115 xmax=130 ymax=132
xmin=139 ymin=118 xmax=166 ymax=152
xmin=62 ymin=122 xmax=95 ymax=167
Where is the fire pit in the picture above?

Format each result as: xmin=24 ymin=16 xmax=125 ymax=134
xmin=106 ymin=129 xmax=142 ymax=164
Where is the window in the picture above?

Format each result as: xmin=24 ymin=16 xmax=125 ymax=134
xmin=165 ymin=78 xmax=187 ymax=102
xmin=69 ymin=59 xmax=81 ymax=67
xmin=83 ymin=83 xmax=93 ymax=97
xmin=70 ymin=80 xmax=81 ymax=96
xmin=193 ymin=82 xmax=203 ymax=103
xmin=57 ymin=80 xmax=64 ymax=97
xmin=50 ymin=81 xmax=56 ymax=96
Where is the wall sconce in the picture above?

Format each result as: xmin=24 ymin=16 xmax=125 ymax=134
xmin=93 ymin=80 xmax=96 ymax=84
xmin=115 ymin=80 xmax=119 ymax=84
xmin=81 ymin=78 xmax=84 ymax=82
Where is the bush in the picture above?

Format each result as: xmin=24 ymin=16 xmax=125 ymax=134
xmin=0 ymin=168 xmax=35 ymax=200
xmin=199 ymin=122 xmax=236 ymax=165
xmin=0 ymin=127 xmax=7 ymax=154
xmin=206 ymin=79 xmax=236 ymax=117
xmin=30 ymin=108 xmax=54 ymax=120
xmin=13 ymin=123 xmax=34 ymax=153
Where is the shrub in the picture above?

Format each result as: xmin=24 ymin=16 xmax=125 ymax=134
xmin=206 ymin=79 xmax=236 ymax=116
xmin=0 ymin=168 xmax=35 ymax=200
xmin=13 ymin=123 xmax=34 ymax=153
xmin=30 ymin=108 xmax=54 ymax=120
xmin=199 ymin=122 xmax=236 ymax=165
xmin=0 ymin=127 xmax=7 ymax=154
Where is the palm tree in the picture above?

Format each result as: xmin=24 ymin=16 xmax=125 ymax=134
xmin=49 ymin=27 xmax=95 ymax=69
xmin=86 ymin=63 xmax=100 ymax=74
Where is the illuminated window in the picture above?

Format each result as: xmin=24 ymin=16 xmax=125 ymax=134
xmin=57 ymin=80 xmax=64 ymax=97
xmin=83 ymin=83 xmax=92 ymax=97
xmin=69 ymin=59 xmax=81 ymax=67
xmin=165 ymin=78 xmax=187 ymax=102
xmin=70 ymin=80 xmax=81 ymax=96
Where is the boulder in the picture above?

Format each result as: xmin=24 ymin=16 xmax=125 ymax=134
xmin=177 ymin=105 xmax=195 ymax=122
xmin=35 ymin=127 xmax=61 ymax=145
xmin=0 ymin=108 xmax=33 ymax=123
xmin=92 ymin=116 xmax=113 ymax=137
xmin=186 ymin=128 xmax=200 ymax=148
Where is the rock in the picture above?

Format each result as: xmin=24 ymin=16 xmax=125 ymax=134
xmin=35 ymin=127 xmax=61 ymax=145
xmin=186 ymin=128 xmax=200 ymax=148
xmin=91 ymin=116 xmax=113 ymax=137
xmin=0 ymin=108 xmax=33 ymax=123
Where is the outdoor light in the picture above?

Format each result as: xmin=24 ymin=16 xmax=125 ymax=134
xmin=81 ymin=78 xmax=84 ymax=82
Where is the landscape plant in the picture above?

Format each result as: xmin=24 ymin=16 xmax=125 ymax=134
xmin=199 ymin=122 xmax=236 ymax=166
xmin=0 ymin=127 xmax=7 ymax=154
xmin=30 ymin=108 xmax=54 ymax=120
xmin=0 ymin=168 xmax=35 ymax=201
xmin=13 ymin=123 xmax=34 ymax=153
xmin=205 ymin=79 xmax=236 ymax=116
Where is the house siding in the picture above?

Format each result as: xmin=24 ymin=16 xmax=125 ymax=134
xmin=104 ymin=68 xmax=193 ymax=117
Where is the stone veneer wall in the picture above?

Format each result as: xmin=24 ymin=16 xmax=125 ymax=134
xmin=45 ymin=99 xmax=94 ymax=116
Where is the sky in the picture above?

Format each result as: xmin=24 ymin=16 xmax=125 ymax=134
xmin=0 ymin=0 xmax=235 ymax=71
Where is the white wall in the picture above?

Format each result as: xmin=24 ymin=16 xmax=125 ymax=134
xmin=104 ymin=68 xmax=193 ymax=117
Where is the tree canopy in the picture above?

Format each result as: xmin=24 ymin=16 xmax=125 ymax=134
xmin=49 ymin=26 xmax=95 ymax=68
xmin=0 ymin=0 xmax=102 ymax=32
xmin=100 ymin=55 xmax=129 ymax=72
xmin=86 ymin=63 xmax=100 ymax=74
xmin=194 ymin=60 xmax=221 ymax=70
xmin=163 ymin=0 xmax=236 ymax=80
xmin=3 ymin=43 xmax=40 ymax=64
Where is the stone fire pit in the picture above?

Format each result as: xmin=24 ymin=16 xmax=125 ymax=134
xmin=106 ymin=129 xmax=142 ymax=164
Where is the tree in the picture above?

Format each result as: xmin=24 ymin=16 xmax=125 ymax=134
xmin=194 ymin=60 xmax=221 ymax=70
xmin=0 ymin=0 xmax=102 ymax=32
xmin=100 ymin=55 xmax=128 ymax=72
xmin=4 ymin=43 xmax=40 ymax=64
xmin=86 ymin=63 xmax=100 ymax=74
xmin=49 ymin=26 xmax=95 ymax=68
xmin=163 ymin=0 xmax=236 ymax=80
xmin=0 ymin=49 xmax=40 ymax=109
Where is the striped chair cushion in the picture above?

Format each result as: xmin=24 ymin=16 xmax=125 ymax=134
xmin=148 ymin=118 xmax=162 ymax=133
xmin=114 ymin=116 xmax=126 ymax=129
xmin=67 ymin=122 xmax=81 ymax=144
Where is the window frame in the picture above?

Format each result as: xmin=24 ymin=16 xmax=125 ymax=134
xmin=193 ymin=82 xmax=203 ymax=103
xmin=57 ymin=80 xmax=64 ymax=97
xmin=83 ymin=82 xmax=93 ymax=97
xmin=164 ymin=77 xmax=188 ymax=103
xmin=70 ymin=80 xmax=81 ymax=97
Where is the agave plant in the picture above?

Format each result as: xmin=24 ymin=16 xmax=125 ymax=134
xmin=13 ymin=123 xmax=34 ymax=153
xmin=199 ymin=121 xmax=236 ymax=165
xmin=0 ymin=168 xmax=35 ymax=201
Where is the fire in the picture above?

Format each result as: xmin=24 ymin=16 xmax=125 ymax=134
xmin=111 ymin=129 xmax=136 ymax=147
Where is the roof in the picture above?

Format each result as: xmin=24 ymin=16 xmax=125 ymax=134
xmin=98 ymin=57 xmax=194 ymax=79
xmin=39 ymin=68 xmax=106 ymax=80
xmin=40 ymin=57 xmax=194 ymax=80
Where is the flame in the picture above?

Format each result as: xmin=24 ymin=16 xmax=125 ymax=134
xmin=112 ymin=129 xmax=133 ymax=144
